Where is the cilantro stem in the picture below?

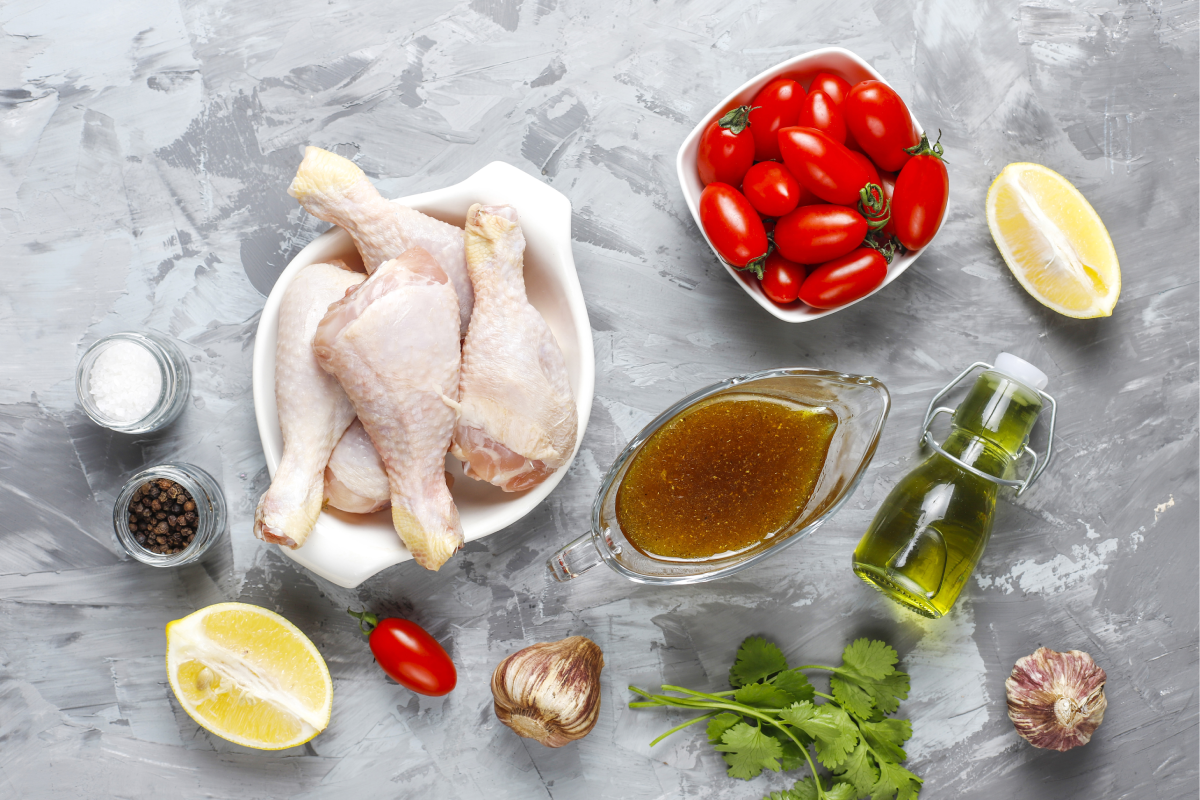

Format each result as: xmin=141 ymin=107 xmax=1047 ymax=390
xmin=647 ymin=711 xmax=718 ymax=747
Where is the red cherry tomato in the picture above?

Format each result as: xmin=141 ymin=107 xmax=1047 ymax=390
xmin=891 ymin=133 xmax=949 ymax=250
xmin=760 ymin=251 xmax=806 ymax=304
xmin=774 ymin=204 xmax=868 ymax=265
xmin=747 ymin=79 xmax=806 ymax=162
xmin=778 ymin=127 xmax=872 ymax=206
xmin=809 ymin=72 xmax=853 ymax=106
xmin=844 ymin=81 xmax=920 ymax=172
xmin=798 ymin=247 xmax=888 ymax=309
xmin=798 ymin=91 xmax=847 ymax=145
xmin=742 ymin=161 xmax=802 ymax=217
xmin=699 ymin=183 xmax=769 ymax=268
xmin=350 ymin=610 xmax=457 ymax=696
xmin=697 ymin=106 xmax=755 ymax=186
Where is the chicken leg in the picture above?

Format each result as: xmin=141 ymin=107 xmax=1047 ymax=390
xmin=254 ymin=261 xmax=364 ymax=548
xmin=288 ymin=146 xmax=473 ymax=336
xmin=452 ymin=204 xmax=578 ymax=492
xmin=313 ymin=247 xmax=463 ymax=570
xmin=324 ymin=419 xmax=390 ymax=514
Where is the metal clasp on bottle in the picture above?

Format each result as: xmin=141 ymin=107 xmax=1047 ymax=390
xmin=919 ymin=361 xmax=1057 ymax=496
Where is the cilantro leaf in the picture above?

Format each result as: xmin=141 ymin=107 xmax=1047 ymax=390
xmin=830 ymin=674 xmax=876 ymax=720
xmin=706 ymin=712 xmax=742 ymax=745
xmin=833 ymin=668 xmax=910 ymax=716
xmin=764 ymin=727 xmax=807 ymax=772
xmin=735 ymin=682 xmax=796 ymax=709
xmin=869 ymin=760 xmax=923 ymax=800
xmin=833 ymin=738 xmax=879 ymax=797
xmin=730 ymin=636 xmax=789 ymax=687
xmin=841 ymin=639 xmax=898 ymax=679
xmin=715 ymin=722 xmax=783 ymax=780
xmin=777 ymin=701 xmax=859 ymax=769
xmin=773 ymin=668 xmax=816 ymax=704
xmin=763 ymin=777 xmax=858 ymax=800
xmin=860 ymin=718 xmax=912 ymax=764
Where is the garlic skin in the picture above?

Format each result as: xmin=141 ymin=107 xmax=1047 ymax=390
xmin=491 ymin=636 xmax=604 ymax=747
xmin=1006 ymin=647 xmax=1107 ymax=751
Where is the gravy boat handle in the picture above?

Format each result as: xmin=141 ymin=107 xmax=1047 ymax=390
xmin=547 ymin=533 xmax=603 ymax=582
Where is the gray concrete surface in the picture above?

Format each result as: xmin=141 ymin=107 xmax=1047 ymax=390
xmin=2 ymin=0 xmax=1197 ymax=797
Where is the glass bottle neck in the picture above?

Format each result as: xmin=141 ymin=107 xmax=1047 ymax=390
xmin=940 ymin=370 xmax=1044 ymax=481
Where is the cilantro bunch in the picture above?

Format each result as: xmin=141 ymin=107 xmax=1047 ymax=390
xmin=629 ymin=637 xmax=922 ymax=800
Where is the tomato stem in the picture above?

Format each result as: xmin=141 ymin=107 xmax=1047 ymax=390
xmin=863 ymin=233 xmax=902 ymax=264
xmin=904 ymin=129 xmax=945 ymax=161
xmin=858 ymin=182 xmax=891 ymax=230
xmin=740 ymin=245 xmax=772 ymax=279
xmin=348 ymin=607 xmax=379 ymax=635
xmin=717 ymin=105 xmax=755 ymax=134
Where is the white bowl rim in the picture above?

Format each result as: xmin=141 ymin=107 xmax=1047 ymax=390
xmin=675 ymin=46 xmax=946 ymax=323
xmin=251 ymin=160 xmax=595 ymax=587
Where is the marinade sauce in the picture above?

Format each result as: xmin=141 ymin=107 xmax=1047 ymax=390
xmin=615 ymin=394 xmax=838 ymax=560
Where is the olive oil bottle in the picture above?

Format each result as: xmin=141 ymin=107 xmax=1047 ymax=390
xmin=853 ymin=354 xmax=1053 ymax=618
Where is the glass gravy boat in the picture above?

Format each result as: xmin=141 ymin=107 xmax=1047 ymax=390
xmin=548 ymin=368 xmax=890 ymax=585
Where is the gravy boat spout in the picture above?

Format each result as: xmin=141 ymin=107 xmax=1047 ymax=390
xmin=547 ymin=368 xmax=890 ymax=585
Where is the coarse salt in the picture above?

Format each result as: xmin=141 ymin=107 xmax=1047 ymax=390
xmin=88 ymin=340 xmax=162 ymax=423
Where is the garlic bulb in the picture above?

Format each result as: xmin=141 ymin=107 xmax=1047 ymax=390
xmin=491 ymin=636 xmax=604 ymax=747
xmin=1006 ymin=647 xmax=1107 ymax=751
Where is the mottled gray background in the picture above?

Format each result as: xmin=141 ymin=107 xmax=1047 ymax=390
xmin=1 ymin=0 xmax=1196 ymax=797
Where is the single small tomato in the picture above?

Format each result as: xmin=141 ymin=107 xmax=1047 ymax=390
xmin=798 ymin=247 xmax=888 ymax=309
xmin=760 ymin=251 xmax=806 ymax=304
xmin=697 ymin=106 xmax=756 ymax=186
xmin=778 ymin=127 xmax=873 ymax=206
xmin=809 ymin=72 xmax=853 ymax=106
xmin=891 ymin=132 xmax=949 ymax=250
xmin=699 ymin=182 xmax=770 ymax=270
xmin=742 ymin=161 xmax=802 ymax=217
xmin=349 ymin=609 xmax=457 ymax=696
xmin=844 ymin=81 xmax=920 ymax=172
xmin=798 ymin=91 xmax=847 ymax=145
xmin=774 ymin=204 xmax=868 ymax=265
xmin=747 ymin=79 xmax=806 ymax=162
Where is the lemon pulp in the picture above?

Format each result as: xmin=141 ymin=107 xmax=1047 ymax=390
xmin=986 ymin=162 xmax=1120 ymax=318
xmin=165 ymin=602 xmax=332 ymax=750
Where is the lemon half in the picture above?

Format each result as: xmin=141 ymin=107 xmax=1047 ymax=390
xmin=986 ymin=162 xmax=1120 ymax=318
xmin=166 ymin=602 xmax=332 ymax=750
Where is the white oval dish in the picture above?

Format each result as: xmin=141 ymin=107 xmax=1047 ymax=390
xmin=252 ymin=161 xmax=595 ymax=588
xmin=676 ymin=47 xmax=945 ymax=323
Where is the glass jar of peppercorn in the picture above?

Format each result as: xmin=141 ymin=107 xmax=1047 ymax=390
xmin=112 ymin=463 xmax=226 ymax=566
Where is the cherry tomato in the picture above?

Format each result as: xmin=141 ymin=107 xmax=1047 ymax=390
xmin=847 ymin=150 xmax=881 ymax=190
xmin=798 ymin=91 xmax=847 ymax=144
xmin=760 ymin=251 xmax=806 ymax=304
xmin=844 ymin=81 xmax=919 ymax=172
xmin=809 ymin=72 xmax=853 ymax=106
xmin=891 ymin=133 xmax=949 ymax=250
xmin=774 ymin=204 xmax=868 ymax=265
xmin=697 ymin=106 xmax=755 ymax=186
xmin=747 ymin=79 xmax=806 ymax=162
xmin=699 ymin=183 xmax=769 ymax=268
xmin=798 ymin=247 xmax=888 ymax=309
xmin=778 ymin=127 xmax=873 ymax=206
xmin=350 ymin=609 xmax=457 ymax=696
xmin=742 ymin=161 xmax=802 ymax=217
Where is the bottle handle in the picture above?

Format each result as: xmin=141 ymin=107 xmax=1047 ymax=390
xmin=547 ymin=533 xmax=603 ymax=582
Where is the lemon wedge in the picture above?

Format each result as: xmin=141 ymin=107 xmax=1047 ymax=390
xmin=986 ymin=162 xmax=1120 ymax=318
xmin=165 ymin=602 xmax=332 ymax=750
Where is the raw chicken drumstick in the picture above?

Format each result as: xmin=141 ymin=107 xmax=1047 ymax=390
xmin=255 ymin=260 xmax=364 ymax=548
xmin=324 ymin=419 xmax=390 ymax=514
xmin=313 ymin=247 xmax=464 ymax=570
xmin=288 ymin=146 xmax=473 ymax=336
xmin=452 ymin=204 xmax=578 ymax=492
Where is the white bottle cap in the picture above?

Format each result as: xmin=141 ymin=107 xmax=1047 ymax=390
xmin=993 ymin=352 xmax=1048 ymax=391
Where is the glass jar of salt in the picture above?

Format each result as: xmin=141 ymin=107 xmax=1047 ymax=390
xmin=75 ymin=332 xmax=190 ymax=433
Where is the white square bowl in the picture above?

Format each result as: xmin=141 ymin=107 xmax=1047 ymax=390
xmin=252 ymin=161 xmax=594 ymax=588
xmin=676 ymin=47 xmax=940 ymax=323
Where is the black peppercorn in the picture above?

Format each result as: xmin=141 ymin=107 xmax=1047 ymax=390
xmin=127 ymin=478 xmax=198 ymax=555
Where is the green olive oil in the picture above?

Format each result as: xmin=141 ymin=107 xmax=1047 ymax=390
xmin=852 ymin=364 xmax=1045 ymax=618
